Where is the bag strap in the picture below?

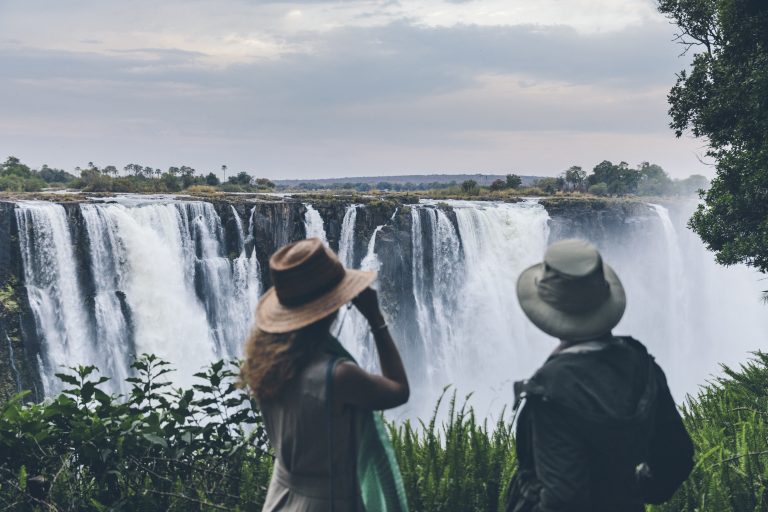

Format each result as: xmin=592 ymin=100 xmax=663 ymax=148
xmin=326 ymin=355 xmax=339 ymax=511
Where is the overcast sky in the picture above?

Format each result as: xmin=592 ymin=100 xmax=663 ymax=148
xmin=0 ymin=0 xmax=708 ymax=179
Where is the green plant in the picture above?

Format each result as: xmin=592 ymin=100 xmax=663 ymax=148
xmin=0 ymin=282 xmax=20 ymax=314
xmin=651 ymin=352 xmax=768 ymax=512
xmin=0 ymin=355 xmax=270 ymax=511
xmin=391 ymin=390 xmax=517 ymax=512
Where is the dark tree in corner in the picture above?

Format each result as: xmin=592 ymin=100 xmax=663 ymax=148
xmin=659 ymin=0 xmax=768 ymax=278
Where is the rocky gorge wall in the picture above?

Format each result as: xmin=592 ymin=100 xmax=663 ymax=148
xmin=1 ymin=195 xmax=765 ymax=418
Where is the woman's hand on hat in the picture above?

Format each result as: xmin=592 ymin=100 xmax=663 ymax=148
xmin=353 ymin=287 xmax=385 ymax=327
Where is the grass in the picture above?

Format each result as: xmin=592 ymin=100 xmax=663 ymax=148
xmin=651 ymin=353 xmax=768 ymax=512
xmin=2 ymin=354 xmax=768 ymax=510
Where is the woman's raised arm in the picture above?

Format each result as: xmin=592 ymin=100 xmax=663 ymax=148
xmin=334 ymin=288 xmax=410 ymax=410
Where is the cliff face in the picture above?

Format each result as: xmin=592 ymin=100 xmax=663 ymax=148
xmin=541 ymin=198 xmax=657 ymax=245
xmin=0 ymin=202 xmax=42 ymax=401
xmin=0 ymin=196 xmax=665 ymax=401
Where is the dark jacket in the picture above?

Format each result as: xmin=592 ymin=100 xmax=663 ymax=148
xmin=506 ymin=336 xmax=694 ymax=512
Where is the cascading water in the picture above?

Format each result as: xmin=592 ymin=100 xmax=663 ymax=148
xmin=605 ymin=201 xmax=768 ymax=397
xmin=16 ymin=202 xmax=96 ymax=394
xmin=11 ymin=196 xmax=768 ymax=420
xmin=343 ymin=224 xmax=386 ymax=369
xmin=647 ymin=203 xmax=689 ymax=352
xmin=405 ymin=201 xmax=551 ymax=416
xmin=337 ymin=205 xmax=358 ymax=267
xmin=410 ymin=207 xmax=463 ymax=383
xmin=17 ymin=199 xmax=261 ymax=394
xmin=303 ymin=204 xmax=328 ymax=245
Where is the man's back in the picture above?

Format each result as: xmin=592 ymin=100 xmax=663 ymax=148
xmin=509 ymin=337 xmax=693 ymax=512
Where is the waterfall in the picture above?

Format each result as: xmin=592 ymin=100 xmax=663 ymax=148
xmin=17 ymin=200 xmax=261 ymax=394
xmin=11 ymin=196 xmax=768 ymax=419
xmin=599 ymin=201 xmax=768 ymax=397
xmin=15 ymin=202 xmax=95 ymax=394
xmin=410 ymin=207 xmax=463 ymax=382
xmin=334 ymin=205 xmax=382 ymax=367
xmin=337 ymin=205 xmax=358 ymax=267
xmin=406 ymin=201 xmax=551 ymax=414
xmin=303 ymin=204 xmax=328 ymax=245
xmin=361 ymin=225 xmax=384 ymax=274
xmin=80 ymin=204 xmax=134 ymax=393
xmin=230 ymin=205 xmax=245 ymax=252
xmin=647 ymin=204 xmax=689 ymax=352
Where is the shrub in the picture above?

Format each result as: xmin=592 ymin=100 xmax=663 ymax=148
xmin=0 ymin=356 xmax=270 ymax=511
xmin=489 ymin=179 xmax=507 ymax=192
xmin=186 ymin=185 xmax=221 ymax=196
xmin=460 ymin=180 xmax=480 ymax=196
xmin=588 ymin=182 xmax=609 ymax=196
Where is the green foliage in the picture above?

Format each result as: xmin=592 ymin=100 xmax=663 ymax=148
xmin=0 ymin=158 xmax=47 ymax=192
xmin=489 ymin=179 xmax=507 ymax=192
xmin=659 ymin=0 xmax=768 ymax=273
xmin=460 ymin=180 xmax=480 ymax=195
xmin=587 ymin=160 xmax=640 ymax=195
xmin=4 ymin=353 xmax=768 ymax=510
xmin=588 ymin=182 xmax=609 ymax=196
xmin=505 ymin=174 xmax=522 ymax=189
xmin=205 ymin=172 xmax=221 ymax=186
xmin=0 ymin=282 xmax=20 ymax=315
xmin=392 ymin=390 xmax=517 ymax=512
xmin=651 ymin=352 xmax=768 ymax=512
xmin=0 ymin=355 xmax=270 ymax=511
xmin=563 ymin=166 xmax=587 ymax=192
xmin=534 ymin=177 xmax=565 ymax=194
xmin=254 ymin=178 xmax=276 ymax=189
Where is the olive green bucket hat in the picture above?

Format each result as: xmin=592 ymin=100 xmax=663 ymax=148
xmin=516 ymin=239 xmax=626 ymax=341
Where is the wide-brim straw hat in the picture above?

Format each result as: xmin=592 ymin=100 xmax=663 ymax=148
xmin=256 ymin=237 xmax=376 ymax=333
xmin=517 ymin=239 xmax=626 ymax=341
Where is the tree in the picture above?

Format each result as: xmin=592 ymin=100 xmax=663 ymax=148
xmin=461 ymin=179 xmax=479 ymax=194
xmin=234 ymin=171 xmax=252 ymax=186
xmin=124 ymin=163 xmax=143 ymax=177
xmin=587 ymin=160 xmax=640 ymax=196
xmin=588 ymin=182 xmax=609 ymax=196
xmin=534 ymin=177 xmax=563 ymax=195
xmin=506 ymin=174 xmax=522 ymax=189
xmin=659 ymin=0 xmax=768 ymax=275
xmin=205 ymin=172 xmax=220 ymax=186
xmin=637 ymin=162 xmax=673 ymax=196
xmin=674 ymin=174 xmax=709 ymax=196
xmin=255 ymin=178 xmax=275 ymax=189
xmin=489 ymin=179 xmax=507 ymax=192
xmin=564 ymin=166 xmax=587 ymax=191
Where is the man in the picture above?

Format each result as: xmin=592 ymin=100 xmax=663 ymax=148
xmin=507 ymin=239 xmax=694 ymax=511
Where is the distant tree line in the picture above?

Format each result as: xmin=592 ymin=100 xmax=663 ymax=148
xmin=288 ymin=180 xmax=467 ymax=192
xmin=0 ymin=157 xmax=73 ymax=192
xmin=530 ymin=161 xmax=708 ymax=197
xmin=0 ymin=157 xmax=276 ymax=194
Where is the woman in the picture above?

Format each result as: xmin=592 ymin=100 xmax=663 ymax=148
xmin=241 ymin=237 xmax=410 ymax=511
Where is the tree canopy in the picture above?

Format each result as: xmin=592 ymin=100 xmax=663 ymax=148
xmin=659 ymin=0 xmax=768 ymax=273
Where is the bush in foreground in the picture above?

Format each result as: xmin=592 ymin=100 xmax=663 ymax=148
xmin=3 ymin=353 xmax=768 ymax=510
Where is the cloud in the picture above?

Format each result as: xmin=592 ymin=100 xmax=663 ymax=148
xmin=0 ymin=13 xmax=702 ymax=177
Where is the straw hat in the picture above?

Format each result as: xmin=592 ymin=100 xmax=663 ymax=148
xmin=517 ymin=239 xmax=626 ymax=341
xmin=255 ymin=238 xmax=376 ymax=333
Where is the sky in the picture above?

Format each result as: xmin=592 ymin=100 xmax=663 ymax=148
xmin=0 ymin=0 xmax=710 ymax=180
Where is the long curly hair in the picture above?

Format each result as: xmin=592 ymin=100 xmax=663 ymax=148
xmin=240 ymin=313 xmax=337 ymax=401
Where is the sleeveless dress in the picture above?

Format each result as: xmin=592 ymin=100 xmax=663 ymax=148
xmin=260 ymin=353 xmax=365 ymax=511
